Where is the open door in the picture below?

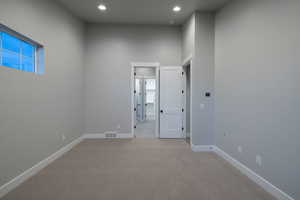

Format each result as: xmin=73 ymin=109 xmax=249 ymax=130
xmin=160 ymin=67 xmax=184 ymax=138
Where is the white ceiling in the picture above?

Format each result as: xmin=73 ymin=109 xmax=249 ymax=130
xmin=57 ymin=0 xmax=230 ymax=25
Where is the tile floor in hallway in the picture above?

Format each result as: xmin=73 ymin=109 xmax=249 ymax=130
xmin=135 ymin=120 xmax=156 ymax=138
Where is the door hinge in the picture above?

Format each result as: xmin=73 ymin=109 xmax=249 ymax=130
xmin=182 ymin=90 xmax=184 ymax=94
xmin=134 ymin=72 xmax=136 ymax=76
xmin=134 ymin=90 xmax=136 ymax=94
xmin=182 ymin=108 xmax=184 ymax=112
xmin=182 ymin=127 xmax=184 ymax=131
xmin=182 ymin=71 xmax=184 ymax=75
xmin=134 ymin=125 xmax=137 ymax=129
xmin=134 ymin=108 xmax=136 ymax=111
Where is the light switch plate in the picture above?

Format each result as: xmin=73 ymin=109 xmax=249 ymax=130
xmin=256 ymin=155 xmax=262 ymax=166
xmin=238 ymin=146 xmax=243 ymax=153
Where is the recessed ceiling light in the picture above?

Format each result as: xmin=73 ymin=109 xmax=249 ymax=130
xmin=173 ymin=6 xmax=181 ymax=12
xmin=98 ymin=4 xmax=107 ymax=11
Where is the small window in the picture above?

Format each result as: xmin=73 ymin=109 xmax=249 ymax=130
xmin=0 ymin=24 xmax=44 ymax=74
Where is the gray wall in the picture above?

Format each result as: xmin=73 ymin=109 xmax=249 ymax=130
xmin=84 ymin=24 xmax=181 ymax=134
xmin=182 ymin=14 xmax=195 ymax=61
xmin=182 ymin=13 xmax=215 ymax=145
xmin=0 ymin=0 xmax=85 ymax=187
xmin=193 ymin=12 xmax=215 ymax=145
xmin=215 ymin=0 xmax=300 ymax=199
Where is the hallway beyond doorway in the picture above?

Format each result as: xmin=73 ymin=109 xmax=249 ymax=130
xmin=135 ymin=120 xmax=156 ymax=138
xmin=133 ymin=64 xmax=158 ymax=138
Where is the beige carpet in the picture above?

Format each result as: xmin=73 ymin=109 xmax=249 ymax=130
xmin=1 ymin=139 xmax=275 ymax=200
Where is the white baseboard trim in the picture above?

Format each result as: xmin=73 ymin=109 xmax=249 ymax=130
xmin=0 ymin=132 xmax=134 ymax=198
xmin=1 ymin=137 xmax=293 ymax=200
xmin=83 ymin=133 xmax=133 ymax=139
xmin=0 ymin=135 xmax=84 ymax=199
xmin=214 ymin=146 xmax=294 ymax=200
xmin=191 ymin=144 xmax=215 ymax=152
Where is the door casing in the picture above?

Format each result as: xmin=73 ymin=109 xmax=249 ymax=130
xmin=182 ymin=55 xmax=193 ymax=145
xmin=131 ymin=62 xmax=191 ymax=140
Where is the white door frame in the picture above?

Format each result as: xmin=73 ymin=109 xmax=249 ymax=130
xmin=182 ymin=55 xmax=193 ymax=145
xmin=131 ymin=62 xmax=160 ymax=138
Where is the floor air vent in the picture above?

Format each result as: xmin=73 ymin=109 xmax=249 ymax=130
xmin=105 ymin=133 xmax=117 ymax=138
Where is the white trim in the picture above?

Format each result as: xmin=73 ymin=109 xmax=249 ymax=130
xmin=191 ymin=144 xmax=215 ymax=152
xmin=0 ymin=136 xmax=84 ymax=199
xmin=182 ymin=63 xmax=192 ymax=141
xmin=131 ymin=66 xmax=135 ymax=138
xmin=155 ymin=67 xmax=160 ymax=138
xmin=131 ymin=62 xmax=160 ymax=68
xmin=83 ymin=133 xmax=133 ymax=139
xmin=0 ymin=136 xmax=293 ymax=200
xmin=135 ymin=75 xmax=156 ymax=79
xmin=189 ymin=59 xmax=193 ymax=146
xmin=182 ymin=54 xmax=192 ymax=67
xmin=182 ymin=67 xmax=187 ymax=139
xmin=214 ymin=146 xmax=294 ymax=200
xmin=190 ymin=145 xmax=294 ymax=199
xmin=131 ymin=62 xmax=160 ymax=138
xmin=159 ymin=66 xmax=182 ymax=70
xmin=181 ymin=57 xmax=193 ymax=145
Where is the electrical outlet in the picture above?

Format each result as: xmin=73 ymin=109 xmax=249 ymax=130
xmin=256 ymin=155 xmax=262 ymax=166
xmin=238 ymin=146 xmax=243 ymax=153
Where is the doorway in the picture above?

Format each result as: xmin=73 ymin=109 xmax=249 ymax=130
xmin=159 ymin=66 xmax=185 ymax=138
xmin=183 ymin=62 xmax=191 ymax=144
xmin=131 ymin=63 xmax=186 ymax=139
xmin=132 ymin=63 xmax=159 ymax=138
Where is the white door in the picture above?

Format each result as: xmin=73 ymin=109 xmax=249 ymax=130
xmin=160 ymin=67 xmax=184 ymax=138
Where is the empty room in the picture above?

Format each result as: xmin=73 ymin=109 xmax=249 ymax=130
xmin=0 ymin=0 xmax=299 ymax=200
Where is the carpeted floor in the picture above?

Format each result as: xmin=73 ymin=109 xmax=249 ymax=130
xmin=1 ymin=139 xmax=275 ymax=200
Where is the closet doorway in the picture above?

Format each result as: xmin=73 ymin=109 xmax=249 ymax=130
xmin=131 ymin=63 xmax=159 ymax=138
